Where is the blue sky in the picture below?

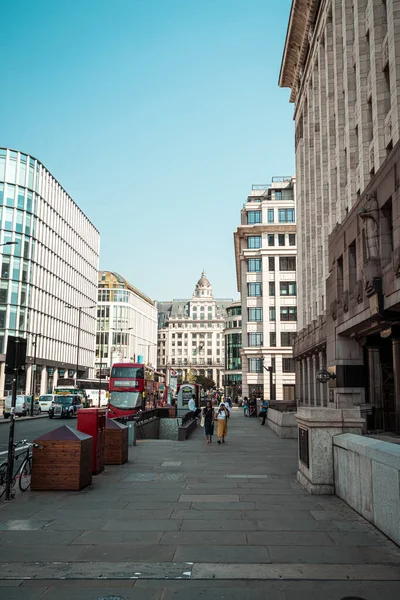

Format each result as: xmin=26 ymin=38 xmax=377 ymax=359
xmin=1 ymin=0 xmax=294 ymax=301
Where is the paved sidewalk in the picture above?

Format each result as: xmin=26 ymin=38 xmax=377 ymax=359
xmin=0 ymin=408 xmax=400 ymax=599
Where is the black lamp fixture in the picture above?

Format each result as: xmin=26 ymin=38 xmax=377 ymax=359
xmin=316 ymin=369 xmax=336 ymax=384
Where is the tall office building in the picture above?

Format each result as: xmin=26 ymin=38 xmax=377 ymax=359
xmin=280 ymin=0 xmax=400 ymax=432
xmin=223 ymin=301 xmax=242 ymax=399
xmin=95 ymin=271 xmax=158 ymax=375
xmin=0 ymin=147 xmax=100 ymax=396
xmin=157 ymin=272 xmax=232 ymax=387
xmin=234 ymin=178 xmax=297 ymax=401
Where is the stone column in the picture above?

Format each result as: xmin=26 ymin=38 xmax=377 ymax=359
xmin=53 ymin=368 xmax=58 ymax=389
xmin=312 ymin=354 xmax=319 ymax=406
xmin=295 ymin=360 xmax=302 ymax=406
xmin=392 ymin=339 xmax=400 ymax=435
xmin=40 ymin=367 xmax=48 ymax=396
xmin=319 ymin=350 xmax=328 ymax=407
xmin=25 ymin=364 xmax=32 ymax=396
xmin=368 ymin=347 xmax=382 ymax=429
xmin=307 ymin=356 xmax=314 ymax=406
xmin=302 ymin=359 xmax=308 ymax=405
xmin=0 ymin=361 xmax=5 ymax=398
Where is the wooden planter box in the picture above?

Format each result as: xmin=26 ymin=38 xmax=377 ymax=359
xmin=104 ymin=419 xmax=128 ymax=465
xmin=31 ymin=426 xmax=93 ymax=491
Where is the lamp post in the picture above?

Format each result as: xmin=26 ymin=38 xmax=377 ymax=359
xmin=65 ymin=303 xmax=96 ymax=384
xmin=0 ymin=241 xmax=18 ymax=247
xmin=262 ymin=358 xmax=275 ymax=401
xmin=30 ymin=333 xmax=42 ymax=411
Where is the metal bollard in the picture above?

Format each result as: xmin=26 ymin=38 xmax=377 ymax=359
xmin=127 ymin=422 xmax=136 ymax=446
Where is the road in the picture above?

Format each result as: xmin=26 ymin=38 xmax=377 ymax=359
xmin=0 ymin=416 xmax=77 ymax=454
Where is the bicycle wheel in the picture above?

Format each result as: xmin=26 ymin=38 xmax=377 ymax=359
xmin=0 ymin=463 xmax=8 ymax=498
xmin=19 ymin=457 xmax=32 ymax=492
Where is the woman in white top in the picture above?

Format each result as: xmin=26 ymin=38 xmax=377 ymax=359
xmin=216 ymin=402 xmax=229 ymax=444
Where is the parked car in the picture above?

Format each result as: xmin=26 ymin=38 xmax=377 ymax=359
xmin=48 ymin=395 xmax=83 ymax=419
xmin=3 ymin=395 xmax=41 ymax=419
xmin=38 ymin=394 xmax=57 ymax=412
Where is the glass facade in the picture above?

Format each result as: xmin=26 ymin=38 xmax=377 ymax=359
xmin=225 ymin=332 xmax=242 ymax=370
xmin=0 ymin=147 xmax=100 ymax=396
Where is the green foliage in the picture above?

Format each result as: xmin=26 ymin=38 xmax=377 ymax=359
xmin=185 ymin=369 xmax=197 ymax=384
xmin=195 ymin=375 xmax=215 ymax=391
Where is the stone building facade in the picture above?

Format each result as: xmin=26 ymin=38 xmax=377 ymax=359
xmin=280 ymin=0 xmax=400 ymax=432
xmin=234 ymin=178 xmax=297 ymax=402
xmin=157 ymin=273 xmax=232 ymax=388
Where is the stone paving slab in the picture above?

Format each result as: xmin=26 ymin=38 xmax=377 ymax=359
xmin=1 ymin=407 xmax=400 ymax=597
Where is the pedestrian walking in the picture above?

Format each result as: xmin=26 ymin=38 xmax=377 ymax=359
xmin=243 ymin=396 xmax=249 ymax=417
xmin=202 ymin=400 xmax=215 ymax=443
xmin=259 ymin=398 xmax=269 ymax=425
xmin=216 ymin=401 xmax=229 ymax=444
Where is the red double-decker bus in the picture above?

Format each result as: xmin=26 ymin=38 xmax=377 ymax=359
xmin=108 ymin=363 xmax=166 ymax=418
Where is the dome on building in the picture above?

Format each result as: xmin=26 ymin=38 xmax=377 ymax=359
xmin=197 ymin=271 xmax=211 ymax=288
xmin=193 ymin=271 xmax=213 ymax=298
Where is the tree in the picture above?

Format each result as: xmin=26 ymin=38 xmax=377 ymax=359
xmin=195 ymin=375 xmax=215 ymax=391
xmin=184 ymin=369 xmax=197 ymax=384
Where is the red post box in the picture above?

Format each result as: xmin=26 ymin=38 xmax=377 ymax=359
xmin=77 ymin=408 xmax=106 ymax=474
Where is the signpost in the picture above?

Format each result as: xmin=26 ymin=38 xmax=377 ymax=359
xmin=5 ymin=336 xmax=27 ymax=501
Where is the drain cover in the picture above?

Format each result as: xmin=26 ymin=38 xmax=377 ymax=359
xmin=340 ymin=597 xmax=366 ymax=600
xmin=97 ymin=597 xmax=125 ymax=600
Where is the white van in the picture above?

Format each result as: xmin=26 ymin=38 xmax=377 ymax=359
xmin=38 ymin=394 xmax=57 ymax=412
xmin=3 ymin=395 xmax=41 ymax=419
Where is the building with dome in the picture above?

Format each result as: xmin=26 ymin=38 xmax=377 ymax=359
xmin=95 ymin=271 xmax=158 ymax=376
xmin=156 ymin=272 xmax=233 ymax=388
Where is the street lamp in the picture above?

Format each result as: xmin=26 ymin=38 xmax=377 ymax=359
xmin=0 ymin=241 xmax=18 ymax=247
xmin=65 ymin=303 xmax=96 ymax=384
xmin=30 ymin=333 xmax=42 ymax=400
xmin=262 ymin=358 xmax=275 ymax=401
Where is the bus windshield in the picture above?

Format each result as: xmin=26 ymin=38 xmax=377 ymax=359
xmin=110 ymin=391 xmax=142 ymax=409
xmin=111 ymin=367 xmax=144 ymax=379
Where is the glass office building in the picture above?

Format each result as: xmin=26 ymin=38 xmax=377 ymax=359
xmin=0 ymin=148 xmax=100 ymax=396
xmin=223 ymin=301 xmax=242 ymax=399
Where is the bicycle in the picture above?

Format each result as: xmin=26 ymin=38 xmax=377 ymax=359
xmin=0 ymin=440 xmax=43 ymax=499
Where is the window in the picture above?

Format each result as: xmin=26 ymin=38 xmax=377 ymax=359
xmin=278 ymin=234 xmax=285 ymax=246
xmin=282 ymin=357 xmax=296 ymax=373
xmin=275 ymin=190 xmax=282 ymax=200
xmin=247 ymin=210 xmax=262 ymax=224
xmin=289 ymin=233 xmax=296 ymax=246
xmin=269 ymin=282 xmax=275 ymax=296
xmin=280 ymin=281 xmax=296 ymax=296
xmin=248 ymin=307 xmax=262 ymax=322
xmin=248 ymin=358 xmax=263 ymax=373
xmin=247 ymin=236 xmax=262 ymax=249
xmin=280 ymin=307 xmax=297 ymax=321
xmin=248 ymin=282 xmax=262 ymax=296
xmin=248 ymin=333 xmax=263 ymax=346
xmin=337 ymin=256 xmax=343 ymax=299
xmin=348 ymin=241 xmax=357 ymax=290
xmin=283 ymin=384 xmax=295 ymax=401
xmin=269 ymin=257 xmax=275 ymax=271
xmin=279 ymin=256 xmax=296 ymax=271
xmin=269 ymin=307 xmax=276 ymax=321
xmin=278 ymin=208 xmax=295 ymax=223
xmin=268 ymin=209 xmax=274 ymax=223
xmin=270 ymin=332 xmax=276 ymax=347
xmin=281 ymin=332 xmax=296 ymax=346
xmin=248 ymin=258 xmax=262 ymax=272
xmin=268 ymin=234 xmax=275 ymax=247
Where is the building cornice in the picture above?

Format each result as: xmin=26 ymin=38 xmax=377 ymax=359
xmin=279 ymin=0 xmax=323 ymax=102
